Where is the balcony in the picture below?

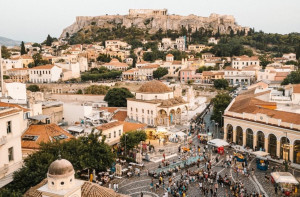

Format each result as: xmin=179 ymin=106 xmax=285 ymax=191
xmin=0 ymin=164 xmax=8 ymax=176
xmin=0 ymin=136 xmax=7 ymax=146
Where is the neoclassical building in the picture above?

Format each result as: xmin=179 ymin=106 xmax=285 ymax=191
xmin=223 ymin=89 xmax=300 ymax=164
xmin=127 ymin=80 xmax=188 ymax=127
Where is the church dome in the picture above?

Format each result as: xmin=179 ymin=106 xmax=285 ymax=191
xmin=48 ymin=159 xmax=74 ymax=177
xmin=138 ymin=80 xmax=172 ymax=93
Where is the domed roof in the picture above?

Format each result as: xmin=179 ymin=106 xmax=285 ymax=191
xmin=138 ymin=80 xmax=172 ymax=93
xmin=48 ymin=159 xmax=74 ymax=176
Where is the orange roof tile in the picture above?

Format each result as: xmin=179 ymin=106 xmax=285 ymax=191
xmin=0 ymin=108 xmax=22 ymax=118
xmin=99 ymin=107 xmax=119 ymax=113
xmin=121 ymin=121 xmax=147 ymax=133
xmin=0 ymin=102 xmax=30 ymax=112
xmin=21 ymin=124 xmax=74 ymax=150
xmin=30 ymin=64 xmax=55 ymax=69
xmin=96 ymin=121 xmax=123 ymax=131
xmin=112 ymin=111 xmax=127 ymax=121
xmin=293 ymin=84 xmax=300 ymax=94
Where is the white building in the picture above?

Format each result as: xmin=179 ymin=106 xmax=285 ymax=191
xmin=29 ymin=65 xmax=62 ymax=83
xmin=105 ymin=40 xmax=130 ymax=51
xmin=208 ymin=37 xmax=219 ymax=45
xmin=2 ymin=58 xmax=23 ymax=74
xmin=127 ymin=80 xmax=188 ymax=127
xmin=283 ymin=53 xmax=297 ymax=61
xmin=102 ymin=59 xmax=129 ymax=71
xmin=54 ymin=62 xmax=80 ymax=80
xmin=0 ymin=105 xmax=28 ymax=187
xmin=96 ymin=121 xmax=124 ymax=146
xmin=161 ymin=37 xmax=186 ymax=51
xmin=2 ymin=82 xmax=27 ymax=104
xmin=232 ymin=55 xmax=260 ymax=70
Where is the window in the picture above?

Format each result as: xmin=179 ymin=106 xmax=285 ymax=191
xmin=136 ymin=108 xmax=138 ymax=112
xmin=61 ymin=182 xmax=64 ymax=185
xmin=114 ymin=131 xmax=116 ymax=138
xmin=147 ymin=110 xmax=149 ymax=114
xmin=151 ymin=110 xmax=153 ymax=115
xmin=142 ymin=109 xmax=144 ymax=113
xmin=155 ymin=96 xmax=157 ymax=99
xmin=7 ymin=121 xmax=12 ymax=134
xmin=8 ymin=147 xmax=14 ymax=161
xmin=108 ymin=133 xmax=111 ymax=138
xmin=119 ymin=130 xmax=121 ymax=136
xmin=131 ymin=107 xmax=133 ymax=111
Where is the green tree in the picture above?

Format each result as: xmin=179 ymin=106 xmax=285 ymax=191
xmin=120 ymin=130 xmax=147 ymax=153
xmin=214 ymin=79 xmax=229 ymax=89
xmin=84 ymin=85 xmax=110 ymax=95
xmin=1 ymin=45 xmax=11 ymax=59
xmin=211 ymin=92 xmax=232 ymax=125
xmin=6 ymin=132 xmax=115 ymax=194
xmin=281 ymin=70 xmax=300 ymax=85
xmin=32 ymin=53 xmax=49 ymax=66
xmin=27 ymin=85 xmax=40 ymax=92
xmin=20 ymin=41 xmax=26 ymax=55
xmin=153 ymin=67 xmax=168 ymax=79
xmin=45 ymin=34 xmax=53 ymax=46
xmin=259 ymin=55 xmax=273 ymax=69
xmin=104 ymin=88 xmax=134 ymax=107
xmin=97 ymin=54 xmax=111 ymax=62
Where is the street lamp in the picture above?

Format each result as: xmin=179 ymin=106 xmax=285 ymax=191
xmin=215 ymin=123 xmax=219 ymax=139
xmin=125 ymin=134 xmax=128 ymax=157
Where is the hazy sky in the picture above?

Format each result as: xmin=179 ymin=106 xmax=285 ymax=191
xmin=1 ymin=0 xmax=299 ymax=43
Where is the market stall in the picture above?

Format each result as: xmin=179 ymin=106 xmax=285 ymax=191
xmin=252 ymin=151 xmax=269 ymax=171
xmin=271 ymin=172 xmax=299 ymax=196
xmin=234 ymin=152 xmax=246 ymax=162
xmin=198 ymin=132 xmax=212 ymax=144
xmin=207 ymin=139 xmax=229 ymax=147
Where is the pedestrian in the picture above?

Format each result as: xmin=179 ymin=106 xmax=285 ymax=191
xmin=275 ymin=186 xmax=277 ymax=194
xmin=116 ymin=183 xmax=118 ymax=192
xmin=214 ymin=182 xmax=218 ymax=193
xmin=140 ymin=191 xmax=143 ymax=197
xmin=163 ymin=152 xmax=166 ymax=160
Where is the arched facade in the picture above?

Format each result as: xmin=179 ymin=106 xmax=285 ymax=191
xmin=256 ymin=131 xmax=265 ymax=151
xmin=246 ymin=129 xmax=253 ymax=149
xmin=236 ymin=126 xmax=243 ymax=146
xmin=294 ymin=140 xmax=300 ymax=164
xmin=268 ymin=134 xmax=277 ymax=157
xmin=227 ymin=124 xmax=233 ymax=142
xmin=280 ymin=137 xmax=290 ymax=161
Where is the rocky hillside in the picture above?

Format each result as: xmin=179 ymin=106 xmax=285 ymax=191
xmin=0 ymin=36 xmax=21 ymax=46
xmin=60 ymin=11 xmax=249 ymax=39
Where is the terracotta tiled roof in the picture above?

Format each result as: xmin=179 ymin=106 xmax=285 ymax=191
xmin=123 ymin=68 xmax=138 ymax=74
xmin=112 ymin=111 xmax=127 ymax=121
xmin=30 ymin=65 xmax=55 ymax=70
xmin=137 ymin=80 xmax=172 ymax=93
xmin=141 ymin=64 xmax=159 ymax=69
xmin=228 ymin=91 xmax=300 ymax=125
xmin=166 ymin=54 xmax=174 ymax=57
xmin=96 ymin=121 xmax=123 ymax=131
xmin=7 ymin=68 xmax=29 ymax=71
xmin=224 ymin=66 xmax=238 ymax=71
xmin=21 ymin=124 xmax=74 ymax=150
xmin=24 ymin=179 xmax=129 ymax=197
xmin=275 ymin=72 xmax=289 ymax=77
xmin=202 ymin=71 xmax=213 ymax=76
xmin=121 ymin=121 xmax=147 ymax=133
xmin=172 ymin=61 xmax=182 ymax=65
xmin=0 ymin=108 xmax=22 ymax=118
xmin=233 ymin=55 xmax=259 ymax=61
xmin=99 ymin=107 xmax=118 ymax=113
xmin=103 ymin=59 xmax=128 ymax=68
xmin=0 ymin=102 xmax=30 ymax=112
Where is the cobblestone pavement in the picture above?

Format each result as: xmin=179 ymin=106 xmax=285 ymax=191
xmin=112 ymin=110 xmax=300 ymax=196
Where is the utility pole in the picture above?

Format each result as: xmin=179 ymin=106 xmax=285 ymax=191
xmin=0 ymin=45 xmax=3 ymax=95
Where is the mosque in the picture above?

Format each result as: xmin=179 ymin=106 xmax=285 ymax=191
xmin=24 ymin=158 xmax=128 ymax=197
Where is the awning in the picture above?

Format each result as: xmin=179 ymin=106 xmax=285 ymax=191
xmin=67 ymin=126 xmax=84 ymax=133
xmin=29 ymin=114 xmax=50 ymax=121
xmin=252 ymin=151 xmax=269 ymax=158
xmin=207 ymin=139 xmax=229 ymax=147
xmin=271 ymin=172 xmax=299 ymax=184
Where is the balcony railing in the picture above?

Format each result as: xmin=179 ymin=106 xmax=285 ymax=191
xmin=0 ymin=136 xmax=7 ymax=146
